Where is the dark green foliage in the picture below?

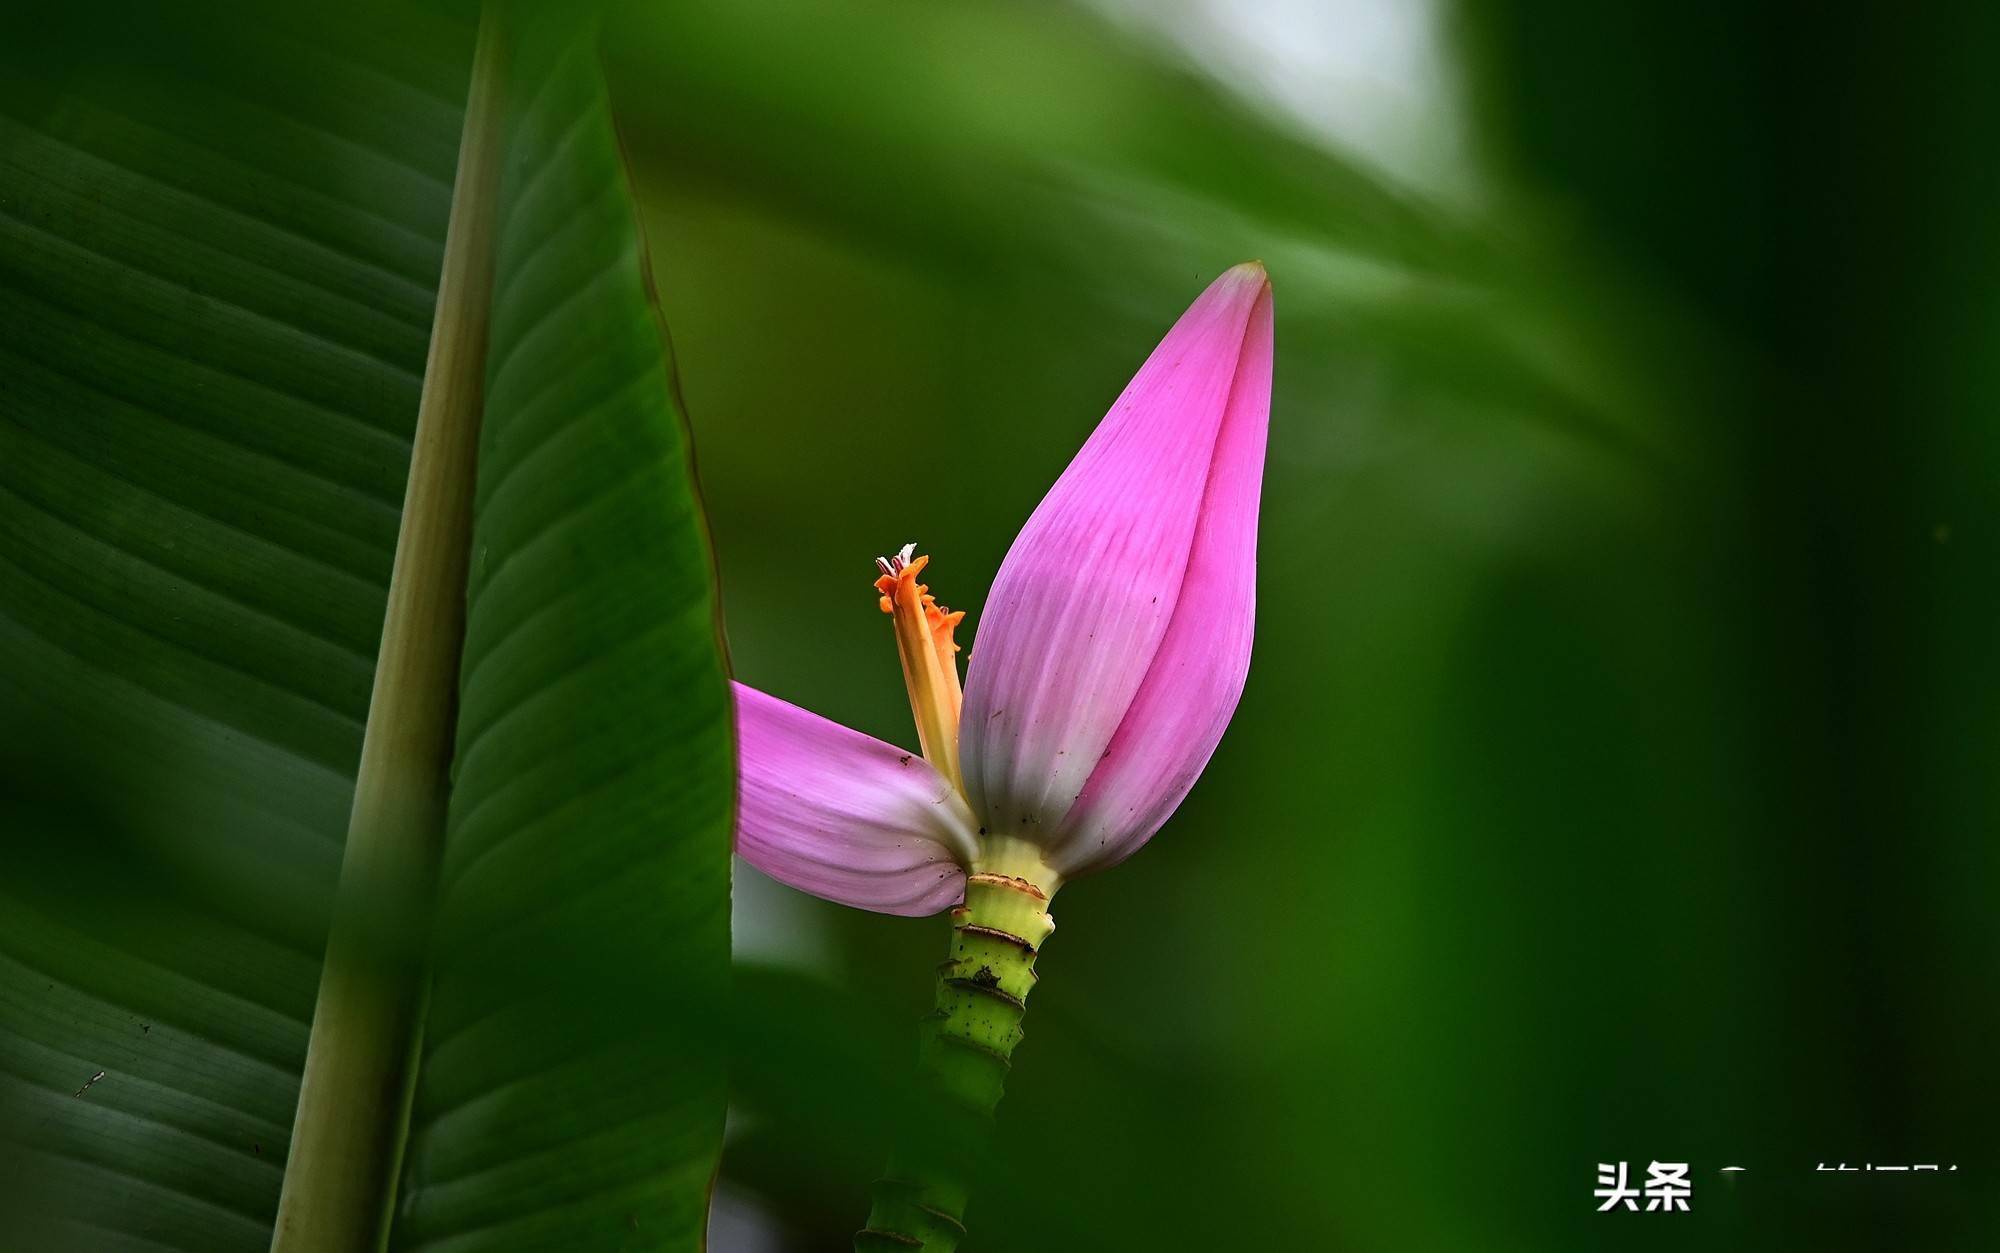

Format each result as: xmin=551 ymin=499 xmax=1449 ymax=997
xmin=0 ymin=5 xmax=732 ymax=1249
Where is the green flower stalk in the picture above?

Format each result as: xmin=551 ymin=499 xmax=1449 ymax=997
xmin=856 ymin=852 xmax=1055 ymax=1251
xmin=732 ymin=264 xmax=1275 ymax=1249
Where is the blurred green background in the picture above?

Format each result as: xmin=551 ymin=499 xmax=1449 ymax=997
xmin=606 ymin=1 xmax=1997 ymax=1249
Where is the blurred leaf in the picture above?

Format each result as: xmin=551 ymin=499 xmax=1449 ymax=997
xmin=604 ymin=0 xmax=1476 ymax=278
xmin=0 ymin=5 xmax=466 ymax=1247
xmin=0 ymin=3 xmax=730 ymax=1249
xmin=604 ymin=0 xmax=1694 ymax=495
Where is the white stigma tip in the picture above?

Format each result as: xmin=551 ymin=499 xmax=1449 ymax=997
xmin=876 ymin=542 xmax=920 ymax=575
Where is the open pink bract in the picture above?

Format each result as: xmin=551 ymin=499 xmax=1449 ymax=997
xmin=733 ymin=263 xmax=1273 ymax=914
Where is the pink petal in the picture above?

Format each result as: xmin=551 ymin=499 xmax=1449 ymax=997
xmin=960 ymin=263 xmax=1272 ymax=848
xmin=1057 ymin=278 xmax=1272 ymax=873
xmin=732 ymin=682 xmax=976 ymax=916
